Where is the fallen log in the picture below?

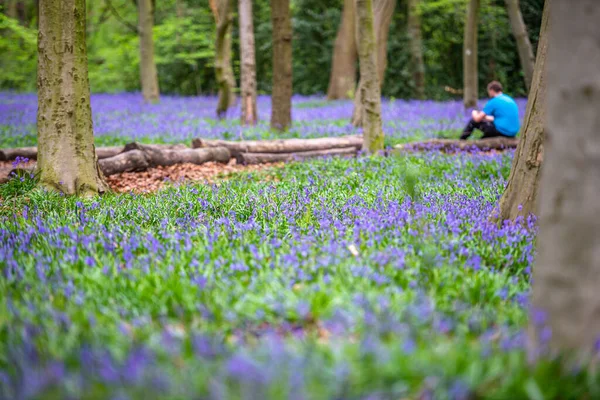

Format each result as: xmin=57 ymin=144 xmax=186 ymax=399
xmin=98 ymin=150 xmax=149 ymax=176
xmin=192 ymin=135 xmax=363 ymax=155
xmin=1 ymin=145 xmax=126 ymax=161
xmin=97 ymin=147 xmax=231 ymax=176
xmin=236 ymin=147 xmax=357 ymax=165
xmin=122 ymin=142 xmax=188 ymax=152
xmin=393 ymin=137 xmax=519 ymax=152
xmin=0 ymin=147 xmax=38 ymax=161
xmin=95 ymin=146 xmax=126 ymax=159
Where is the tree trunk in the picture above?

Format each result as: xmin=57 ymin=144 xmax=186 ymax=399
xmin=463 ymin=0 xmax=480 ymax=109
xmin=355 ymin=0 xmax=384 ymax=153
xmin=326 ymin=0 xmax=357 ymax=100
xmin=530 ymin=0 xmax=600 ymax=358
xmin=351 ymin=0 xmax=396 ymax=126
xmin=239 ymin=0 xmax=258 ymax=125
xmin=211 ymin=0 xmax=236 ymax=119
xmin=395 ymin=137 xmax=518 ymax=152
xmin=6 ymin=0 xmax=18 ymax=19
xmin=138 ymin=0 xmax=160 ymax=103
xmin=193 ymin=135 xmax=363 ymax=155
xmin=505 ymin=0 xmax=535 ymax=91
xmin=237 ymin=147 xmax=357 ymax=165
xmin=37 ymin=0 xmax=108 ymax=196
xmin=408 ymin=0 xmax=425 ymax=99
xmin=270 ymin=0 xmax=293 ymax=131
xmin=495 ymin=0 xmax=548 ymax=223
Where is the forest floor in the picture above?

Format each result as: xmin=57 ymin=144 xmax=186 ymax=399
xmin=3 ymin=94 xmax=587 ymax=399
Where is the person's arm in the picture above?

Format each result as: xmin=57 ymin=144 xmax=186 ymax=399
xmin=481 ymin=100 xmax=495 ymax=122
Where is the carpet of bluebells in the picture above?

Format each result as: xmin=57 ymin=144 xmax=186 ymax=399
xmin=1 ymin=93 xmax=596 ymax=399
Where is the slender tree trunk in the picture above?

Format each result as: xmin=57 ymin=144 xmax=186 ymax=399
xmin=530 ymin=0 xmax=600 ymax=358
xmin=351 ymin=0 xmax=396 ymax=126
xmin=407 ymin=0 xmax=425 ymax=99
xmin=211 ymin=0 xmax=236 ymax=119
xmin=463 ymin=0 xmax=480 ymax=109
xmin=495 ymin=0 xmax=548 ymax=223
xmin=355 ymin=0 xmax=383 ymax=153
xmin=37 ymin=0 xmax=108 ymax=196
xmin=138 ymin=0 xmax=160 ymax=103
xmin=505 ymin=0 xmax=535 ymax=91
xmin=239 ymin=0 xmax=258 ymax=125
xmin=270 ymin=0 xmax=293 ymax=131
xmin=6 ymin=0 xmax=18 ymax=19
xmin=326 ymin=0 xmax=357 ymax=100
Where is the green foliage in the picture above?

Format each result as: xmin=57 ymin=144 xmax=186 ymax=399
xmin=0 ymin=13 xmax=37 ymax=91
xmin=0 ymin=0 xmax=544 ymax=98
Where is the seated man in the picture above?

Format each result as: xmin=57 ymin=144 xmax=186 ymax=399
xmin=460 ymin=81 xmax=520 ymax=140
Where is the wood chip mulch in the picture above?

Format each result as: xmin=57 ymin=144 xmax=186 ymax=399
xmin=0 ymin=160 xmax=283 ymax=194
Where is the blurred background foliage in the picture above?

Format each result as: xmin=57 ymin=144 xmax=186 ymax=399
xmin=0 ymin=0 xmax=544 ymax=99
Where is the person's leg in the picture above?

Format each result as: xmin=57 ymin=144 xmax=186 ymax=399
xmin=479 ymin=121 xmax=510 ymax=139
xmin=460 ymin=119 xmax=483 ymax=140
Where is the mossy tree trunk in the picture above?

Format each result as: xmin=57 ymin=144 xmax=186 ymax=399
xmin=408 ymin=0 xmax=425 ymax=99
xmin=239 ymin=0 xmax=258 ymax=125
xmin=495 ymin=0 xmax=548 ymax=223
xmin=355 ymin=0 xmax=383 ymax=153
xmin=138 ymin=0 xmax=160 ymax=103
xmin=270 ymin=0 xmax=293 ymax=131
xmin=463 ymin=0 xmax=480 ymax=109
xmin=211 ymin=0 xmax=236 ymax=119
xmin=326 ymin=0 xmax=357 ymax=100
xmin=6 ymin=0 xmax=18 ymax=19
xmin=505 ymin=0 xmax=535 ymax=91
xmin=351 ymin=0 xmax=396 ymax=126
xmin=530 ymin=0 xmax=600 ymax=358
xmin=37 ymin=0 xmax=108 ymax=196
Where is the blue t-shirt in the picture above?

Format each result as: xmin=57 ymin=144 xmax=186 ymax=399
xmin=482 ymin=94 xmax=520 ymax=136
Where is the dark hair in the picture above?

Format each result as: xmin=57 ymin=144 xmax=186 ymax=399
xmin=487 ymin=81 xmax=503 ymax=93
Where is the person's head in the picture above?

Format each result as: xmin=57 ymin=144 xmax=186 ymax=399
xmin=487 ymin=81 xmax=503 ymax=97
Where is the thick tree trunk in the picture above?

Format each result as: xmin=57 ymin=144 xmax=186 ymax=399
xmin=530 ymin=0 xmax=600 ymax=358
xmin=505 ymin=0 xmax=535 ymax=91
xmin=351 ymin=0 xmax=396 ymax=126
xmin=237 ymin=147 xmax=357 ymax=165
xmin=355 ymin=0 xmax=384 ymax=153
xmin=408 ymin=0 xmax=425 ymax=99
xmin=138 ymin=0 xmax=160 ymax=103
xmin=37 ymin=0 xmax=108 ymax=196
xmin=193 ymin=135 xmax=363 ymax=155
xmin=326 ymin=0 xmax=357 ymax=100
xmin=211 ymin=0 xmax=236 ymax=119
xmin=239 ymin=0 xmax=258 ymax=125
xmin=495 ymin=0 xmax=548 ymax=223
xmin=270 ymin=0 xmax=293 ymax=131
xmin=463 ymin=0 xmax=480 ymax=109
xmin=395 ymin=137 xmax=518 ymax=152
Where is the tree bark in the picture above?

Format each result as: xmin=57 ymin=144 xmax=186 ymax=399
xmin=326 ymin=0 xmax=357 ymax=100
xmin=236 ymin=147 xmax=357 ymax=165
xmin=37 ymin=0 xmax=108 ymax=196
xmin=211 ymin=0 xmax=236 ymax=119
xmin=395 ymin=137 xmax=518 ymax=152
xmin=138 ymin=0 xmax=160 ymax=103
xmin=355 ymin=0 xmax=384 ymax=153
xmin=407 ymin=0 xmax=425 ymax=100
xmin=495 ymin=0 xmax=548 ymax=223
xmin=98 ymin=147 xmax=231 ymax=176
xmin=530 ymin=0 xmax=600 ymax=358
xmin=351 ymin=0 xmax=396 ymax=126
xmin=6 ymin=0 xmax=18 ymax=19
xmin=193 ymin=135 xmax=363 ymax=155
xmin=239 ymin=0 xmax=258 ymax=125
xmin=505 ymin=0 xmax=535 ymax=91
xmin=270 ymin=0 xmax=293 ymax=131
xmin=463 ymin=0 xmax=480 ymax=109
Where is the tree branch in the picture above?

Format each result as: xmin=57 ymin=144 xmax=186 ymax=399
xmin=105 ymin=0 xmax=139 ymax=34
